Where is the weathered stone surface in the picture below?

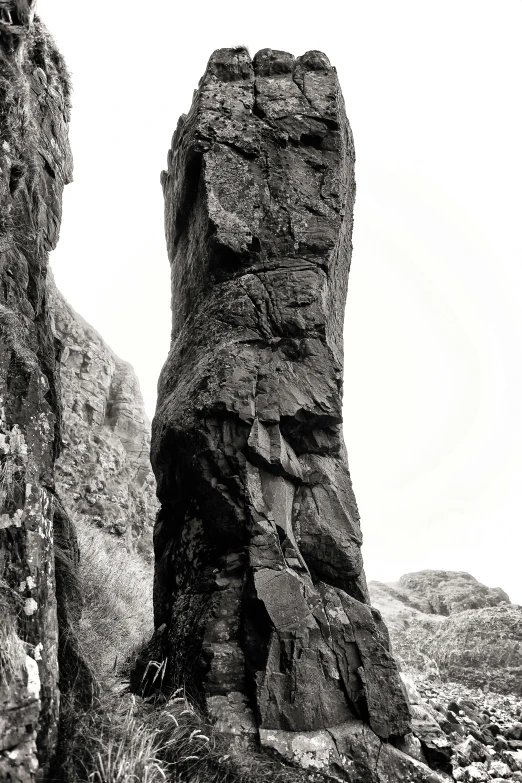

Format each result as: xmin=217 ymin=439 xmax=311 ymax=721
xmin=48 ymin=276 xmax=158 ymax=546
xmin=136 ymin=46 xmax=442 ymax=781
xmin=0 ymin=8 xmax=86 ymax=780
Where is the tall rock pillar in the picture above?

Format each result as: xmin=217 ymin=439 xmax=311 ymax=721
xmin=147 ymin=48 xmax=441 ymax=782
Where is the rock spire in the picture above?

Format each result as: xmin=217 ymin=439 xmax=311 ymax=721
xmin=137 ymin=47 xmax=443 ymax=782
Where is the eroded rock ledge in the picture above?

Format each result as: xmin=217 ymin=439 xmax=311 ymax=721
xmin=135 ymin=47 xmax=443 ymax=782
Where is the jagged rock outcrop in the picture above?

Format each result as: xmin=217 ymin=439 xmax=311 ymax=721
xmin=47 ymin=276 xmax=157 ymax=547
xmin=135 ymin=47 xmax=443 ymax=782
xmin=370 ymin=572 xmax=522 ymax=696
xmin=0 ymin=7 xmax=90 ymax=780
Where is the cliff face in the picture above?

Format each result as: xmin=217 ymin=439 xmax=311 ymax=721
xmin=0 ymin=7 xmax=85 ymax=781
xmin=370 ymin=572 xmax=522 ymax=696
xmin=137 ymin=47 xmax=443 ymax=782
xmin=48 ymin=278 xmax=157 ymax=547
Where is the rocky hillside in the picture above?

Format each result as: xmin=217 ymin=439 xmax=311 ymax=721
xmin=370 ymin=571 xmax=522 ymax=696
xmin=370 ymin=572 xmax=522 ymax=781
xmin=394 ymin=571 xmax=510 ymax=616
xmin=48 ymin=276 xmax=157 ymax=547
xmin=402 ymin=671 xmax=522 ymax=782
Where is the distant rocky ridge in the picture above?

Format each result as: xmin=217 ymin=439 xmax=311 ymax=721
xmin=392 ymin=571 xmax=510 ymax=616
xmin=48 ymin=276 xmax=158 ymax=547
xmin=370 ymin=572 xmax=522 ymax=781
xmin=370 ymin=571 xmax=522 ymax=696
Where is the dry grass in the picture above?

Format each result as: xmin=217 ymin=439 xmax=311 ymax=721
xmin=74 ymin=515 xmax=154 ymax=680
xmin=49 ymin=516 xmax=156 ymax=781
xmin=0 ymin=580 xmax=25 ymax=683
xmin=88 ymin=702 xmax=168 ymax=783
xmin=58 ymin=518 xmax=326 ymax=783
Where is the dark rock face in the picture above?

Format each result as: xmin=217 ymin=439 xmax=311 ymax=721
xmin=48 ymin=277 xmax=158 ymax=546
xmin=143 ymin=47 xmax=442 ymax=781
xmin=0 ymin=10 xmax=85 ymax=781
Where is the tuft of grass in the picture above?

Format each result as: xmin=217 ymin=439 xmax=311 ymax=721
xmin=74 ymin=515 xmax=154 ymax=680
xmin=0 ymin=581 xmax=25 ymax=683
xmin=88 ymin=701 xmax=168 ymax=783
xmin=0 ymin=453 xmax=25 ymax=512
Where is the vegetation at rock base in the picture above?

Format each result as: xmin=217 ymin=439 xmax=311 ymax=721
xmin=54 ymin=526 xmax=522 ymax=783
xmin=0 ymin=580 xmax=25 ymax=683
xmin=73 ymin=518 xmax=154 ymax=676
xmin=53 ymin=517 xmax=330 ymax=783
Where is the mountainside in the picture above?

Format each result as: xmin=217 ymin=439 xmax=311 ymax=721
xmin=370 ymin=572 xmax=522 ymax=781
xmin=48 ymin=277 xmax=158 ymax=548
xmin=394 ymin=571 xmax=510 ymax=616
xmin=370 ymin=571 xmax=522 ymax=696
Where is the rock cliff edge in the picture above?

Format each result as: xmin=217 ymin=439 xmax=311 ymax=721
xmin=0 ymin=7 xmax=88 ymax=780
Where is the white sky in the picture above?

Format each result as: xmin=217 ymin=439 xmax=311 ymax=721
xmin=38 ymin=0 xmax=522 ymax=603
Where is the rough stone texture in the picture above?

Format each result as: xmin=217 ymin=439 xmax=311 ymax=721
xmin=0 ymin=7 xmax=84 ymax=780
xmin=370 ymin=573 xmax=522 ymax=697
xmin=393 ymin=669 xmax=522 ymax=782
xmin=48 ymin=275 xmax=158 ymax=546
xmin=138 ymin=47 xmax=443 ymax=781
xmin=395 ymin=571 xmax=510 ymax=617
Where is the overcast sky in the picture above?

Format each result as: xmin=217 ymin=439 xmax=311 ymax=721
xmin=38 ymin=0 xmax=522 ymax=603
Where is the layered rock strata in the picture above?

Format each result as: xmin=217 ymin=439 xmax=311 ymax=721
xmin=142 ymin=47 xmax=442 ymax=782
xmin=48 ymin=277 xmax=157 ymax=546
xmin=0 ymin=7 xmax=86 ymax=780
